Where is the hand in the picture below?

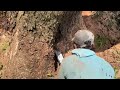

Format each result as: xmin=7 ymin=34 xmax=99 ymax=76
xmin=55 ymin=50 xmax=64 ymax=64
xmin=64 ymin=50 xmax=72 ymax=57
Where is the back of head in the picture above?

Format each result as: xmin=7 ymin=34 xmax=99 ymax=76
xmin=72 ymin=30 xmax=95 ymax=50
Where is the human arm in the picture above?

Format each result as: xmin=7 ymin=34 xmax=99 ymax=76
xmin=57 ymin=64 xmax=65 ymax=79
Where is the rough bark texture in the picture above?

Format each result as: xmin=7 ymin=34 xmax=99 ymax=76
xmin=0 ymin=11 xmax=85 ymax=79
xmin=53 ymin=11 xmax=87 ymax=54
xmin=0 ymin=11 xmax=63 ymax=78
xmin=1 ymin=11 xmax=120 ymax=79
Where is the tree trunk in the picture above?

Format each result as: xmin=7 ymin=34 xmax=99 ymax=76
xmin=0 ymin=11 xmax=85 ymax=79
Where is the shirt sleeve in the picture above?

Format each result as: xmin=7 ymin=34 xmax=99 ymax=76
xmin=58 ymin=66 xmax=65 ymax=79
xmin=58 ymin=59 xmax=66 ymax=79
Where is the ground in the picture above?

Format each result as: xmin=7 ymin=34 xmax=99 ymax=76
xmin=96 ymin=44 xmax=120 ymax=78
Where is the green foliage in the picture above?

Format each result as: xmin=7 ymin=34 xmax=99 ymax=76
xmin=114 ymin=68 xmax=120 ymax=79
xmin=95 ymin=35 xmax=108 ymax=49
xmin=0 ymin=41 xmax=10 ymax=52
xmin=92 ymin=11 xmax=103 ymax=19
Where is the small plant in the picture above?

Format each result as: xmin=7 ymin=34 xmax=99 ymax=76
xmin=0 ymin=41 xmax=10 ymax=52
xmin=114 ymin=68 xmax=120 ymax=79
xmin=95 ymin=35 xmax=108 ymax=49
xmin=92 ymin=11 xmax=103 ymax=19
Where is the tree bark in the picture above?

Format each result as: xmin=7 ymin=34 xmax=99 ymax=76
xmin=0 ymin=11 xmax=84 ymax=79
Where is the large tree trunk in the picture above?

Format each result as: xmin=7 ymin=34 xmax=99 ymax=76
xmin=0 ymin=11 xmax=85 ymax=79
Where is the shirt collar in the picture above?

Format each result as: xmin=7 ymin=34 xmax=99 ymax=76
xmin=71 ymin=48 xmax=95 ymax=57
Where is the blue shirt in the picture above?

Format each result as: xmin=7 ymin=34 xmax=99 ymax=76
xmin=58 ymin=49 xmax=115 ymax=79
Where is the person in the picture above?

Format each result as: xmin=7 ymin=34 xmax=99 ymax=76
xmin=56 ymin=30 xmax=115 ymax=79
